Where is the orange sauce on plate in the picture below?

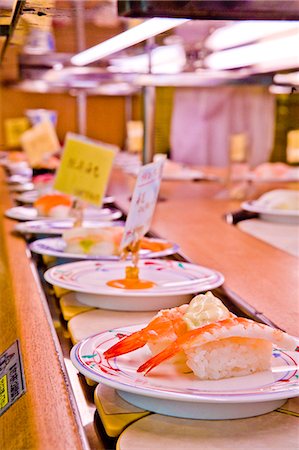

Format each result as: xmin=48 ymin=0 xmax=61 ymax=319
xmin=106 ymin=265 xmax=155 ymax=290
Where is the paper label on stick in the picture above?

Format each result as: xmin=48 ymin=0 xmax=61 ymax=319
xmin=20 ymin=119 xmax=60 ymax=166
xmin=121 ymin=160 xmax=164 ymax=250
xmin=53 ymin=133 xmax=116 ymax=206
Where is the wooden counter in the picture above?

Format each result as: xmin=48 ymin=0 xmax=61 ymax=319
xmin=0 ymin=169 xmax=89 ymax=450
xmin=1 ymin=165 xmax=298 ymax=449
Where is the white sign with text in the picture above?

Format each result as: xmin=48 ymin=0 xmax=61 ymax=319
xmin=121 ymin=160 xmax=164 ymax=251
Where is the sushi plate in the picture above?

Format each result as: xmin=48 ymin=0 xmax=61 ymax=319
xmin=125 ymin=166 xmax=218 ymax=182
xmin=44 ymin=259 xmax=224 ymax=311
xmin=29 ymin=237 xmax=180 ymax=260
xmin=7 ymin=174 xmax=32 ymax=185
xmin=71 ymin=324 xmax=299 ymax=420
xmin=246 ymin=167 xmax=299 ymax=183
xmin=241 ymin=201 xmax=299 ymax=224
xmin=5 ymin=206 xmax=122 ymax=222
xmin=9 ymin=182 xmax=35 ymax=193
xmin=14 ymin=191 xmax=115 ymax=205
xmin=15 ymin=219 xmax=125 ymax=236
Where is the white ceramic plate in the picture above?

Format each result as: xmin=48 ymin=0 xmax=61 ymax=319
xmin=9 ymin=182 xmax=35 ymax=193
xmin=15 ymin=219 xmax=125 ymax=235
xmin=7 ymin=174 xmax=32 ymax=185
xmin=29 ymin=237 xmax=179 ymax=260
xmin=242 ymin=201 xmax=299 ymax=224
xmin=71 ymin=324 xmax=299 ymax=419
xmin=246 ymin=168 xmax=299 ymax=183
xmin=125 ymin=166 xmax=217 ymax=181
xmin=5 ymin=206 xmax=122 ymax=222
xmin=14 ymin=191 xmax=115 ymax=205
xmin=44 ymin=259 xmax=224 ymax=311
xmin=5 ymin=162 xmax=32 ymax=177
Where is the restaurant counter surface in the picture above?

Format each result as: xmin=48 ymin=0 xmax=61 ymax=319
xmin=0 ymin=165 xmax=298 ymax=449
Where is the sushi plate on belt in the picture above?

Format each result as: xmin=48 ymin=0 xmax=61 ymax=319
xmin=5 ymin=206 xmax=122 ymax=221
xmin=70 ymin=324 xmax=299 ymax=420
xmin=15 ymin=219 xmax=124 ymax=236
xmin=14 ymin=191 xmax=115 ymax=205
xmin=9 ymin=182 xmax=35 ymax=192
xmin=44 ymin=259 xmax=224 ymax=311
xmin=29 ymin=236 xmax=180 ymax=261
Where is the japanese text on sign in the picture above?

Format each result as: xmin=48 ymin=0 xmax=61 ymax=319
xmin=54 ymin=133 xmax=116 ymax=206
xmin=121 ymin=160 xmax=164 ymax=250
xmin=0 ymin=340 xmax=26 ymax=417
xmin=20 ymin=120 xmax=60 ymax=167
xmin=4 ymin=117 xmax=30 ymax=148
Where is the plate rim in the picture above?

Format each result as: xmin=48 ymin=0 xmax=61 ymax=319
xmin=241 ymin=200 xmax=299 ymax=217
xmin=5 ymin=206 xmax=123 ymax=221
xmin=14 ymin=192 xmax=115 ymax=205
xmin=43 ymin=259 xmax=225 ymax=297
xmin=15 ymin=218 xmax=125 ymax=235
xmin=29 ymin=236 xmax=180 ymax=260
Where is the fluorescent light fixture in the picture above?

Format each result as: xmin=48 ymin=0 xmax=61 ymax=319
xmin=269 ymin=85 xmax=293 ymax=95
xmin=205 ymin=32 xmax=299 ymax=71
xmin=206 ymin=21 xmax=299 ymax=51
xmin=134 ymin=70 xmax=250 ymax=88
xmin=71 ymin=18 xmax=189 ymax=66
xmin=274 ymin=72 xmax=299 ymax=86
xmin=108 ymin=44 xmax=186 ymax=74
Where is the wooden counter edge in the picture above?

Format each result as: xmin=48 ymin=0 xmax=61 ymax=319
xmin=0 ymin=171 xmax=88 ymax=450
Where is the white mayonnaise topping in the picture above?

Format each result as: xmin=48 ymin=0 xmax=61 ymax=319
xmin=183 ymin=291 xmax=231 ymax=330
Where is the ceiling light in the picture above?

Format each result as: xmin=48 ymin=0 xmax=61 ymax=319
xmin=71 ymin=18 xmax=189 ymax=66
xmin=205 ymin=32 xmax=299 ymax=71
xmin=274 ymin=72 xmax=299 ymax=86
xmin=269 ymin=85 xmax=293 ymax=95
xmin=108 ymin=44 xmax=186 ymax=74
xmin=206 ymin=21 xmax=299 ymax=50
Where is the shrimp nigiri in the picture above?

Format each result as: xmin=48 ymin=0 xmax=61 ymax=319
xmin=104 ymin=292 xmax=233 ymax=368
xmin=137 ymin=317 xmax=297 ymax=380
xmin=103 ymin=304 xmax=189 ymax=360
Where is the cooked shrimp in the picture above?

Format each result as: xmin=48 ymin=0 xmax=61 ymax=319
xmin=104 ymin=292 xmax=233 ymax=361
xmin=104 ymin=304 xmax=189 ymax=359
xmin=137 ymin=317 xmax=297 ymax=375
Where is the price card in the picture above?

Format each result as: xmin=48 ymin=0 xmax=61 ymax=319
xmin=54 ymin=133 xmax=116 ymax=206
xmin=20 ymin=119 xmax=60 ymax=166
xmin=121 ymin=159 xmax=164 ymax=250
xmin=4 ymin=117 xmax=30 ymax=148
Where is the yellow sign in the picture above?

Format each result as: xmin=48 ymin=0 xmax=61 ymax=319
xmin=20 ymin=120 xmax=60 ymax=167
xmin=4 ymin=117 xmax=30 ymax=148
xmin=54 ymin=133 xmax=116 ymax=206
xmin=0 ymin=375 xmax=8 ymax=410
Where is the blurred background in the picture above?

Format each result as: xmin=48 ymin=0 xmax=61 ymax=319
xmin=0 ymin=0 xmax=299 ymax=166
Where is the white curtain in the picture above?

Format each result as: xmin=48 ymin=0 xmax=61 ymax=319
xmin=170 ymin=85 xmax=275 ymax=167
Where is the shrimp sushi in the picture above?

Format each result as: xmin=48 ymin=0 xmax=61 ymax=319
xmin=138 ymin=317 xmax=297 ymax=380
xmin=104 ymin=292 xmax=233 ymax=371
